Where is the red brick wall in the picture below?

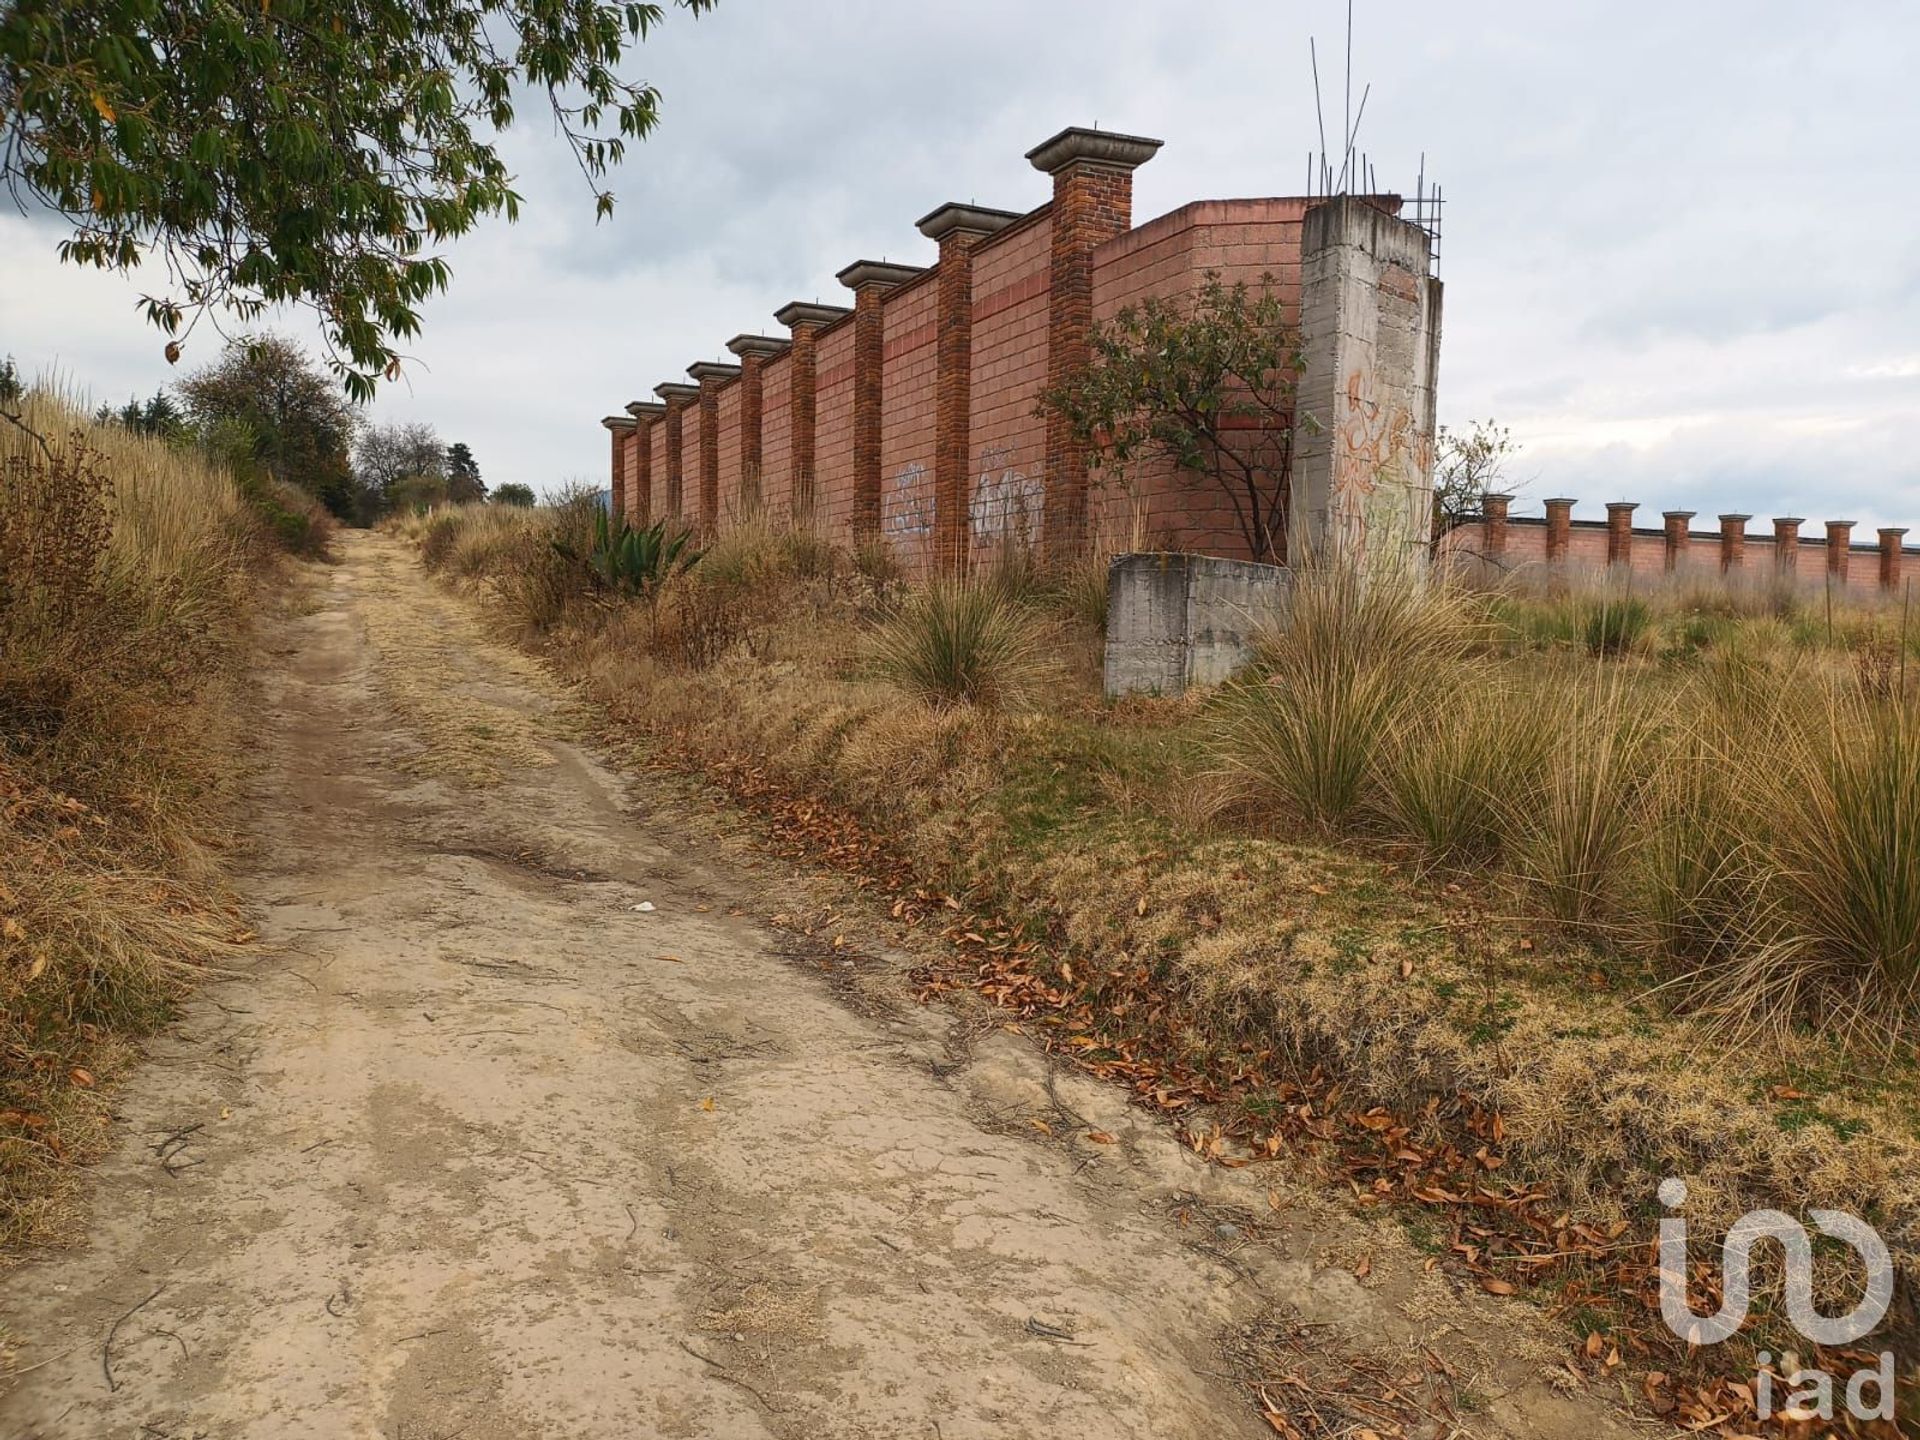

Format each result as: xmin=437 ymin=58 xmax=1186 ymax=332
xmin=716 ymin=381 xmax=744 ymax=522
xmin=881 ymin=273 xmax=939 ymax=568
xmin=648 ymin=420 xmax=668 ymax=521
xmin=760 ymin=354 xmax=793 ymax=522
xmin=604 ymin=194 xmax=1431 ymax=563
xmin=1089 ymin=198 xmax=1312 ymax=561
xmin=966 ymin=210 xmax=1052 ymax=555
xmin=812 ymin=321 xmax=858 ymax=542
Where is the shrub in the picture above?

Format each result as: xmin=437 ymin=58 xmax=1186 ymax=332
xmin=492 ymin=482 xmax=536 ymax=507
xmin=870 ymin=580 xmax=1049 ymax=708
xmin=553 ymin=510 xmax=702 ymax=603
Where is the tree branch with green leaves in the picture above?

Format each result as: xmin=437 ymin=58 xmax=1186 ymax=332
xmin=1040 ymin=273 xmax=1307 ymax=565
xmin=1 ymin=0 xmax=715 ymax=398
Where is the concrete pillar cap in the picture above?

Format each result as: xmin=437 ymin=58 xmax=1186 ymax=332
xmin=726 ymin=334 xmax=789 ymax=359
xmin=774 ymin=300 xmax=851 ymax=329
xmin=1719 ymin=513 xmax=1752 ymax=523
xmin=1543 ymin=497 xmax=1576 ymax=508
xmin=915 ymin=202 xmax=1024 ymax=242
xmin=1773 ymin=517 xmax=1806 ymax=525
xmin=1663 ymin=510 xmax=1696 ymax=519
xmin=626 ymin=400 xmax=665 ymax=419
xmin=1025 ymin=126 xmax=1164 ymax=175
xmin=1482 ymin=492 xmax=1515 ymax=503
xmin=835 ymin=260 xmax=927 ymax=293
xmin=686 ymin=361 xmax=742 ymax=384
xmin=1879 ymin=527 xmax=1910 ymax=537
xmin=1605 ymin=501 xmax=1639 ymax=511
xmin=600 ymin=415 xmax=636 ymax=431
xmin=1827 ymin=519 xmax=1857 ymax=527
xmin=653 ymin=382 xmax=700 ymax=403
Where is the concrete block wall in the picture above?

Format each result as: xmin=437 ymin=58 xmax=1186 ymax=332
xmin=1438 ymin=501 xmax=1916 ymax=601
xmin=605 ymin=127 xmax=1441 ymax=573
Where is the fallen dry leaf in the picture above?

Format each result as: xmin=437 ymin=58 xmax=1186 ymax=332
xmin=1085 ymin=1131 xmax=1115 ymax=1144
xmin=699 ymin=1097 xmax=715 ymax=1112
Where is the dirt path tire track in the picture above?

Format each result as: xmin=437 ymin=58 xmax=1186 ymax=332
xmin=0 ymin=534 xmax=1646 ymax=1439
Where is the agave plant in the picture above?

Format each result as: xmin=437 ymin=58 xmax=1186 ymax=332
xmin=555 ymin=510 xmax=702 ymax=604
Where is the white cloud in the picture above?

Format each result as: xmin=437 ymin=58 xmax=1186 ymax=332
xmin=2 ymin=0 xmax=1917 ymax=523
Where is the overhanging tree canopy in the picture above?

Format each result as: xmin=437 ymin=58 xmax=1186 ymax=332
xmin=0 ymin=0 xmax=714 ymax=398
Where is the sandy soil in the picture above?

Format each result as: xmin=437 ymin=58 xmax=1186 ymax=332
xmin=0 ymin=534 xmax=1652 ymax=1439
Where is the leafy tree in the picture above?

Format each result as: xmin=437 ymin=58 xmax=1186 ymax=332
xmin=95 ymin=388 xmax=183 ymax=437
xmin=1431 ymin=419 xmax=1519 ymax=545
xmin=1040 ymin=274 xmax=1306 ymax=565
xmin=0 ymin=0 xmax=716 ymax=397
xmin=446 ymin=441 xmax=485 ymax=503
xmin=0 ymin=355 xmax=20 ymax=403
xmin=492 ymin=482 xmax=537 ymax=508
xmin=354 ymin=420 xmax=445 ymax=512
xmin=177 ymin=334 xmax=360 ymax=518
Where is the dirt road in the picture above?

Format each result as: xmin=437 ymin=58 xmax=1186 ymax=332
xmin=0 ymin=535 xmax=1639 ymax=1439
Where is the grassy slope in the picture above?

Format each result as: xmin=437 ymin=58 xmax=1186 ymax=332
xmin=0 ymin=392 xmax=320 ymax=1252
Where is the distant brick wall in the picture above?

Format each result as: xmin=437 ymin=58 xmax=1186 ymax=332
xmin=1439 ymin=508 xmax=1917 ymax=600
xmin=605 ymin=128 xmax=1440 ymax=571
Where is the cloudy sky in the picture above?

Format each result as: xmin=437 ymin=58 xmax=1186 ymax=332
xmin=4 ymin=0 xmax=1918 ymax=528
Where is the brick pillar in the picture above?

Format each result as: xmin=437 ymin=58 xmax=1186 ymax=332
xmin=1663 ymin=511 xmax=1695 ymax=572
xmin=1719 ymin=514 xmax=1750 ymax=572
xmin=1826 ymin=521 xmax=1855 ymax=585
xmin=653 ymin=382 xmax=699 ymax=522
xmin=1880 ymin=528 xmax=1908 ymax=592
xmin=1605 ymin=502 xmax=1638 ymax=567
xmin=1481 ymin=492 xmax=1511 ymax=559
xmin=774 ymin=302 xmax=849 ymax=521
xmin=1027 ymin=126 xmax=1163 ymax=559
xmin=601 ymin=416 xmax=635 ymax=520
xmin=1544 ymin=498 xmax=1574 ymax=565
xmin=918 ymin=202 xmax=1021 ymax=572
xmin=687 ymin=361 xmax=741 ymax=535
xmin=625 ymin=401 xmax=664 ymax=525
xmin=1772 ymin=517 xmax=1803 ymax=578
xmin=836 ymin=261 xmax=923 ymax=543
xmin=726 ymin=334 xmax=788 ymax=513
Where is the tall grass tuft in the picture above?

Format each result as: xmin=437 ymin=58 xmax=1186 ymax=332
xmin=1378 ymin=675 xmax=1547 ymax=866
xmin=870 ymin=579 xmax=1049 ymax=708
xmin=1581 ymin=594 xmax=1651 ymax=657
xmin=1758 ymin=701 xmax=1920 ymax=1027
xmin=1216 ymin=564 xmax=1471 ymax=832
xmin=1505 ymin=674 xmax=1666 ymax=928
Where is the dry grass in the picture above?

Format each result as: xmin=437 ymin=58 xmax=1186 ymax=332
xmin=2 ymin=388 xmax=279 ymax=1248
xmin=401 ymin=505 xmax=1920 ymax=1296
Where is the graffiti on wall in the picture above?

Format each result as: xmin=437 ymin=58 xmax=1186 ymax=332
xmin=1329 ymin=361 xmax=1428 ymax=565
xmin=970 ymin=446 xmax=1045 ymax=547
xmin=884 ymin=461 xmax=934 ymax=545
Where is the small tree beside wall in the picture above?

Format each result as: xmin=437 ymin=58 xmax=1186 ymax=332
xmin=1040 ymin=273 xmax=1306 ymax=565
